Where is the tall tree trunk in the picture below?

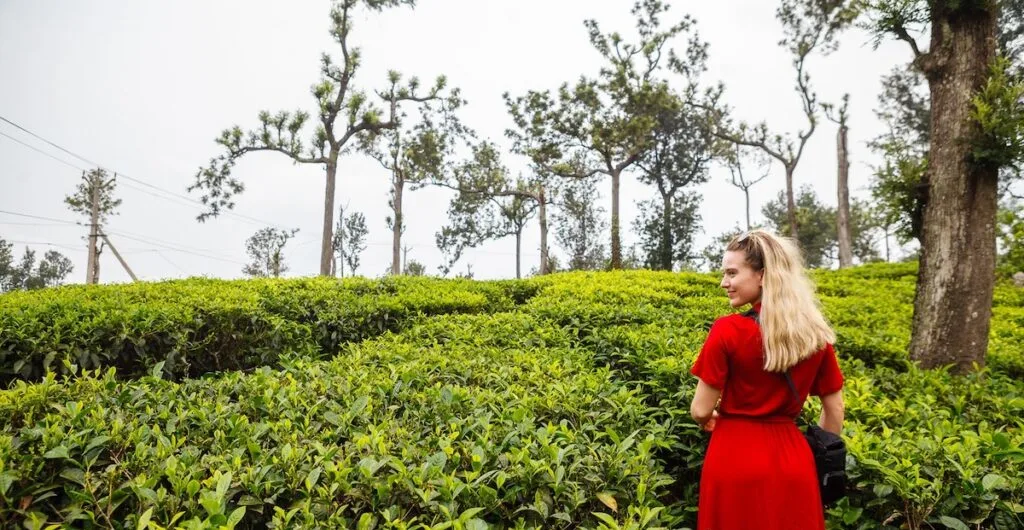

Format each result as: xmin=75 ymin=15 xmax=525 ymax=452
xmin=338 ymin=214 xmax=345 ymax=278
xmin=785 ymin=165 xmax=798 ymax=239
xmin=539 ymin=186 xmax=549 ymax=275
xmin=515 ymin=230 xmax=522 ymax=279
xmin=391 ymin=173 xmax=404 ymax=275
xmin=660 ymin=192 xmax=673 ymax=270
xmin=910 ymin=8 xmax=998 ymax=373
xmin=744 ymin=188 xmax=752 ymax=231
xmin=320 ymin=152 xmax=339 ymax=277
xmin=610 ymin=170 xmax=622 ymax=269
xmin=836 ymin=122 xmax=853 ymax=268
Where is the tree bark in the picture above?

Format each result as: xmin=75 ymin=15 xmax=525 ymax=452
xmin=785 ymin=165 xmax=798 ymax=239
xmin=660 ymin=192 xmax=673 ymax=270
xmin=610 ymin=170 xmax=621 ymax=269
xmin=515 ymin=230 xmax=522 ymax=279
xmin=836 ymin=122 xmax=853 ymax=268
xmin=744 ymin=188 xmax=752 ymax=231
xmin=910 ymin=8 xmax=998 ymax=373
xmin=539 ymin=186 xmax=549 ymax=275
xmin=320 ymin=152 xmax=339 ymax=277
xmin=391 ymin=173 xmax=404 ymax=275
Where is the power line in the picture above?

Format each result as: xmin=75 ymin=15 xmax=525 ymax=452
xmin=1 ymin=207 xmax=239 ymax=262
xmin=0 ymin=222 xmax=79 ymax=227
xmin=100 ymin=230 xmax=247 ymax=266
xmin=0 ymin=115 xmax=295 ymax=230
xmin=155 ymin=251 xmax=189 ymax=275
xmin=0 ymin=116 xmax=100 ymax=167
xmin=6 ymin=240 xmax=81 ymax=251
xmin=0 ymin=131 xmax=87 ymax=172
xmin=0 ymin=209 xmax=80 ymax=225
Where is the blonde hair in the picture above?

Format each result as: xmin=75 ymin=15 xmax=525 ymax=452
xmin=727 ymin=229 xmax=835 ymax=372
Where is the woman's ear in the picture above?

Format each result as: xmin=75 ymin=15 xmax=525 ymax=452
xmin=757 ymin=270 xmax=764 ymax=287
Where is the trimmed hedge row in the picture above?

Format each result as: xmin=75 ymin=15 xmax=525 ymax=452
xmin=0 ymin=315 xmax=682 ymax=529
xmin=0 ymin=276 xmax=516 ymax=386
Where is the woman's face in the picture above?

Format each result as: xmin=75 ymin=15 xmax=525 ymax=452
xmin=720 ymin=250 xmax=763 ymax=308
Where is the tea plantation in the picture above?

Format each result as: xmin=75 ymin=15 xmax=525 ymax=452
xmin=0 ymin=263 xmax=1021 ymax=529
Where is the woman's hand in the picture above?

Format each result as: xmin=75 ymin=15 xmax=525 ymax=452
xmin=703 ymin=410 xmax=719 ymax=432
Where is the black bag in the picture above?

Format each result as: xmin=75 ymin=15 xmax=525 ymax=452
xmin=742 ymin=309 xmax=847 ymax=506
xmin=783 ymin=373 xmax=848 ymax=506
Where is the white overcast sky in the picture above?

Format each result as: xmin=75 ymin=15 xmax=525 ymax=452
xmin=0 ymin=1 xmax=913 ymax=282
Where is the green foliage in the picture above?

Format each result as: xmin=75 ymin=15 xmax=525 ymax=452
xmin=972 ymin=56 xmax=1024 ymax=170
xmin=553 ymin=177 xmax=608 ymax=271
xmin=632 ymin=191 xmax=702 ymax=271
xmin=242 ymin=227 xmax=298 ymax=278
xmin=0 ymin=276 xmax=513 ymax=386
xmin=0 ymin=264 xmax=1022 ymax=528
xmin=0 ymin=240 xmax=74 ymax=293
xmin=64 ymin=168 xmax=122 ymax=226
xmin=762 ymin=186 xmax=881 ymax=268
xmin=998 ymin=201 xmax=1024 ymax=275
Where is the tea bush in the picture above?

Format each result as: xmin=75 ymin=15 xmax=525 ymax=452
xmin=0 ymin=263 xmax=1022 ymax=528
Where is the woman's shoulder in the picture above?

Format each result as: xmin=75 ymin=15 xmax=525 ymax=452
xmin=708 ymin=312 xmax=754 ymax=332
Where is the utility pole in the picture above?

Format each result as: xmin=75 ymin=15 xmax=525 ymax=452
xmin=86 ymin=172 xmax=100 ymax=284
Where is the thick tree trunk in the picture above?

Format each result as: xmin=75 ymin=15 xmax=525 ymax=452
xmin=910 ymin=8 xmax=998 ymax=373
xmin=610 ymin=170 xmax=621 ymax=269
xmin=661 ymin=193 xmax=673 ymax=270
xmin=785 ymin=165 xmax=798 ymax=239
xmin=391 ymin=174 xmax=404 ymax=276
xmin=539 ymin=187 xmax=549 ymax=275
xmin=320 ymin=153 xmax=339 ymax=277
xmin=836 ymin=123 xmax=853 ymax=268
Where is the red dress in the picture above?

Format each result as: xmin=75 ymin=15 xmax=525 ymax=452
xmin=690 ymin=307 xmax=844 ymax=530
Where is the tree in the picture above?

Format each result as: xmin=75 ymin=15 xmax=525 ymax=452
xmin=762 ymin=186 xmax=880 ymax=268
xmin=190 ymin=0 xmax=447 ymax=276
xmin=553 ymin=176 xmax=608 ymax=271
xmin=0 ymin=239 xmax=74 ymax=292
xmin=702 ymin=0 xmax=855 ymax=239
xmin=242 ymin=228 xmax=298 ymax=278
xmin=506 ymin=0 xmax=703 ymax=269
xmin=331 ymin=205 xmax=368 ymax=277
xmin=824 ymin=94 xmax=854 ymax=268
xmin=635 ymin=92 xmax=721 ymax=270
xmin=762 ymin=186 xmax=837 ymax=268
xmin=403 ymin=259 xmax=426 ymax=276
xmin=65 ymin=168 xmax=121 ymax=284
xmin=360 ymin=71 xmax=466 ymax=275
xmin=726 ymin=144 xmax=771 ymax=230
xmin=700 ymin=226 xmax=746 ymax=272
xmin=855 ymin=0 xmax=1024 ymax=373
xmin=633 ymin=190 xmax=702 ymax=270
xmin=436 ymin=141 xmax=554 ymax=277
xmin=998 ymin=200 xmax=1024 ymax=275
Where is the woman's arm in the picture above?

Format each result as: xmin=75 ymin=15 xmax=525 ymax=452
xmin=818 ymin=390 xmax=844 ymax=435
xmin=690 ymin=379 xmax=722 ymax=429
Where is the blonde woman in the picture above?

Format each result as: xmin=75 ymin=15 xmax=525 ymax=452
xmin=689 ymin=229 xmax=845 ymax=530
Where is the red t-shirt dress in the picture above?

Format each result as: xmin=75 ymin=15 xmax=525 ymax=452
xmin=690 ymin=308 xmax=844 ymax=530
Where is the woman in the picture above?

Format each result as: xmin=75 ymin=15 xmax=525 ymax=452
xmin=689 ymin=229 xmax=845 ymax=530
